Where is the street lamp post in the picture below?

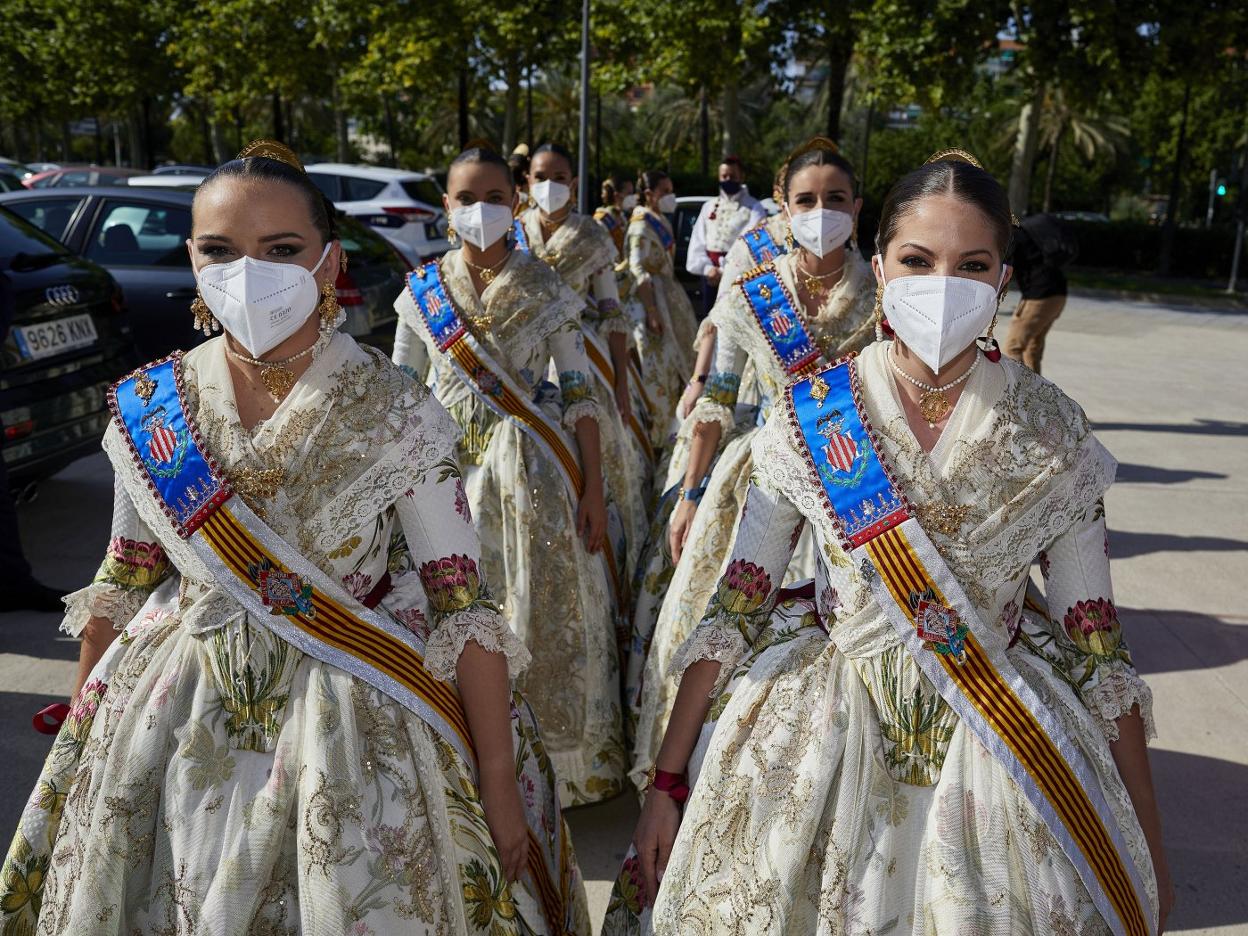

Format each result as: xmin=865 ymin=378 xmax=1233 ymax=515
xmin=577 ymin=0 xmax=591 ymax=214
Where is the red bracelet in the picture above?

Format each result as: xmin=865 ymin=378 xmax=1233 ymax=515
xmin=651 ymin=768 xmax=690 ymax=804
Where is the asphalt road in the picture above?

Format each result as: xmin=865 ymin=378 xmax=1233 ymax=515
xmin=2 ymin=289 xmax=1246 ymax=934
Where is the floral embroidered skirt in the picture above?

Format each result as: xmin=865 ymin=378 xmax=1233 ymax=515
xmin=604 ymin=604 xmax=1157 ymax=935
xmin=0 ymin=587 xmax=590 ymax=935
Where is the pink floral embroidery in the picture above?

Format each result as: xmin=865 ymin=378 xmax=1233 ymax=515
xmin=1063 ymin=598 xmax=1124 ymax=660
xmin=106 ymin=536 xmax=165 ymax=569
xmin=341 ymin=571 xmax=373 ymax=601
xmin=393 ymin=607 xmax=431 ymax=641
xmin=453 ymin=479 xmax=472 ymax=522
xmin=1000 ymin=600 xmax=1021 ymax=640
xmin=714 ymin=559 xmax=773 ymax=616
xmin=818 ymin=586 xmax=842 ymax=619
xmin=418 ymin=554 xmax=487 ymax=617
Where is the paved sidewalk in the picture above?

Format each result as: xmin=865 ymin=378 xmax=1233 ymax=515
xmin=2 ymin=288 xmax=1246 ymax=933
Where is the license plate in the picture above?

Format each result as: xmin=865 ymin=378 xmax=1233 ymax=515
xmin=13 ymin=313 xmax=99 ymax=361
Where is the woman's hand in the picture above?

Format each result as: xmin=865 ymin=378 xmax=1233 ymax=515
xmin=677 ymin=380 xmax=703 ymax=420
xmin=635 ymin=788 xmax=682 ymax=907
xmin=645 ymin=304 xmax=665 ymax=335
xmin=479 ymin=764 xmax=530 ymax=883
xmin=614 ymin=374 xmax=633 ymax=422
xmin=577 ymin=479 xmax=607 ymax=553
xmin=669 ymin=497 xmax=698 ymax=564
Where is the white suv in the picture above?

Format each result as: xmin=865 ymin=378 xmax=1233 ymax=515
xmin=306 ymin=164 xmax=449 ymax=266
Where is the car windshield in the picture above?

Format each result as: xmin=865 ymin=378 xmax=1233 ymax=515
xmin=400 ymin=178 xmax=443 ymax=207
xmin=0 ymin=206 xmax=72 ymax=267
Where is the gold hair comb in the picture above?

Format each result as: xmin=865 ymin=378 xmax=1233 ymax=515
xmin=237 ymin=139 xmax=304 ymax=173
xmin=924 ymin=148 xmax=983 ymax=169
xmin=787 ymin=135 xmax=841 ymax=160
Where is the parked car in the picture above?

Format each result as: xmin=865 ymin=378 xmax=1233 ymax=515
xmin=673 ymin=194 xmax=711 ymax=312
xmin=126 ymin=174 xmax=205 ymax=189
xmin=25 ymin=166 xmax=141 ymax=189
xmin=151 ymin=164 xmax=214 ymax=176
xmin=305 ymin=163 xmax=449 ymax=266
xmin=0 ymin=186 xmax=411 ymax=359
xmin=0 ymin=170 xmax=24 ymax=193
xmin=0 ymin=205 xmax=138 ymax=487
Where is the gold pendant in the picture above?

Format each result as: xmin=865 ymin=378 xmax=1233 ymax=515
xmin=918 ymin=389 xmax=952 ymax=426
xmin=259 ymin=363 xmax=297 ymax=401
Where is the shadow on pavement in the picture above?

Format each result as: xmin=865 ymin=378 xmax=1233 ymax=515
xmin=0 ymin=608 xmax=79 ymax=661
xmin=1149 ymin=747 xmax=1248 ymax=931
xmin=1108 ymin=529 xmax=1248 ymax=560
xmin=0 ymin=693 xmax=55 ymax=841
xmin=1121 ymin=606 xmax=1248 ymax=676
xmin=1094 ymin=419 xmax=1248 ymax=438
xmin=1114 ymin=463 xmax=1227 ymax=485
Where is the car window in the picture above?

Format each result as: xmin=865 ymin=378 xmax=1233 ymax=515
xmin=400 ymin=179 xmax=443 ymax=206
xmin=0 ymin=206 xmax=73 ymax=262
xmin=337 ymin=216 xmax=400 ymax=266
xmin=0 ymin=174 xmax=22 ymax=193
xmin=4 ymin=197 xmax=84 ymax=241
xmin=98 ymin=173 xmax=131 ymax=187
xmin=342 ymin=176 xmax=387 ymax=201
xmin=85 ymin=200 xmax=192 ymax=267
xmin=53 ymin=171 xmax=91 ymax=188
xmin=307 ymin=173 xmax=341 ymax=200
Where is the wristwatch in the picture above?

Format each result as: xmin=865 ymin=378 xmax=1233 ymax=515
xmin=643 ymin=765 xmax=690 ymax=804
xmin=676 ymin=485 xmax=706 ymax=503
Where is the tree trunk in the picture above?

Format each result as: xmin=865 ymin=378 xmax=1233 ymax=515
xmin=198 ymin=104 xmax=214 ymax=166
xmin=1159 ymin=79 xmax=1192 ymax=276
xmin=699 ymin=86 xmax=709 ymax=178
xmin=271 ymin=92 xmax=285 ymax=142
xmin=458 ymin=68 xmax=470 ymax=149
xmin=1042 ymin=125 xmax=1063 ymax=213
xmin=825 ymin=24 xmax=854 ymax=140
xmin=383 ymin=97 xmax=398 ymax=168
xmin=721 ymin=76 xmax=739 ymax=158
xmin=332 ymin=81 xmax=350 ymax=162
xmin=60 ymin=122 xmax=72 ymax=162
xmin=93 ymin=117 xmax=103 ymax=165
xmin=1008 ymin=85 xmax=1043 ymax=217
xmin=210 ymin=121 xmax=231 ymax=164
xmin=501 ymin=60 xmax=521 ymax=154
xmin=33 ymin=121 xmax=46 ymax=162
xmin=128 ymin=105 xmax=144 ymax=168
xmin=526 ymin=61 xmax=535 ymax=151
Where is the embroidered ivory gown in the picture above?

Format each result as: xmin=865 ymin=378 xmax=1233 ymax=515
xmin=517 ymin=206 xmax=651 ymax=572
xmin=627 ymin=250 xmax=874 ymax=782
xmin=604 ymin=341 xmax=1157 ymax=934
xmin=624 ymin=206 xmax=698 ymax=450
xmin=0 ymin=331 xmax=589 ymax=935
xmin=393 ymin=249 xmax=626 ymax=805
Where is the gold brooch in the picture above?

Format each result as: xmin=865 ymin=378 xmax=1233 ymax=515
xmin=918 ymin=503 xmax=972 ymax=538
xmin=229 ymin=466 xmax=286 ymax=507
xmin=759 ymin=283 xmax=772 ymax=301
xmin=809 ymin=372 xmax=830 ymax=408
xmin=134 ymin=372 xmax=157 ymax=405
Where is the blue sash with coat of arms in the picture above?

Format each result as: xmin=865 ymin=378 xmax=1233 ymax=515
xmin=742 ymin=222 xmax=787 ymax=266
xmin=786 ymin=358 xmax=1154 ymax=936
xmin=738 ymin=265 xmax=822 ymax=376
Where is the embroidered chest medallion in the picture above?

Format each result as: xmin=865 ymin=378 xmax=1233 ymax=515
xmin=140 ymin=406 xmax=191 ymax=477
xmin=251 ymin=558 xmax=315 ymax=618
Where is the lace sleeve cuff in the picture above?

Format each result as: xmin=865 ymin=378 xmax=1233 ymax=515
xmin=422 ymin=608 xmax=533 ymax=682
xmin=686 ymin=396 xmax=736 ymax=436
xmin=60 ymin=582 xmax=148 ymax=637
xmin=595 ymin=310 xmax=633 ymax=342
xmin=668 ymin=624 xmax=750 ymax=697
xmin=1085 ymin=669 xmax=1156 ymax=743
xmin=561 ymin=398 xmax=602 ymax=431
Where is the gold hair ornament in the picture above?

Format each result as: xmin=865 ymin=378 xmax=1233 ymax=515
xmin=923 ymin=148 xmax=1021 ymax=225
xmin=237 ymin=139 xmax=305 ymax=173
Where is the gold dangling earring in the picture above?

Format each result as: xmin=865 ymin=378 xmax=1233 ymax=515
xmin=446 ymin=223 xmax=458 ymax=245
xmin=190 ymin=291 xmax=220 ymax=336
xmin=983 ymin=312 xmax=1002 ymax=362
xmin=319 ymin=279 xmax=342 ymax=328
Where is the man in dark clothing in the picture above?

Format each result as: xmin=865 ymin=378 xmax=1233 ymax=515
xmin=0 ymin=269 xmax=65 ymax=612
xmin=1003 ymin=213 xmax=1075 ymax=374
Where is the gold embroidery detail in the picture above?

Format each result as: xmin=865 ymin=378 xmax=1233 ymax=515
xmin=134 ymin=372 xmax=157 ymax=405
xmin=917 ymin=502 xmax=972 ymax=538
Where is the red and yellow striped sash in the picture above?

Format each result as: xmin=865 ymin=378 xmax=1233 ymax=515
xmin=200 ymin=505 xmax=577 ymax=934
xmin=866 ymin=525 xmax=1150 ymax=936
xmin=583 ymin=333 xmax=656 ymax=464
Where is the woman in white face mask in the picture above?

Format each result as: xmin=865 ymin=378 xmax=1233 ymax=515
xmin=4 ymin=140 xmax=591 ymax=936
xmin=606 ymin=150 xmax=1171 ymax=936
xmin=517 ymin=144 xmax=650 ymax=573
xmin=625 ymin=169 xmax=699 ymax=451
xmin=392 ymin=143 xmax=627 ymax=809
xmin=624 ymin=137 xmax=876 ymax=797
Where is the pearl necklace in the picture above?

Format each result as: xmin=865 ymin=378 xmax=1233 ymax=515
xmin=888 ymin=347 xmax=980 ymax=428
xmin=227 ymin=341 xmax=317 ymax=402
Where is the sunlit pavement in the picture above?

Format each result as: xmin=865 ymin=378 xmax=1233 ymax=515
xmin=4 ymin=289 xmax=1246 ymax=933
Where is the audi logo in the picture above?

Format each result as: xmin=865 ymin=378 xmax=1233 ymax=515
xmin=44 ymin=285 xmax=81 ymax=307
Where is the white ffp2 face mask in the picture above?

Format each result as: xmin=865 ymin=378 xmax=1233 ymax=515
xmin=196 ymin=242 xmax=332 ymax=358
xmin=877 ymin=255 xmax=1007 ymax=375
xmin=788 ymin=207 xmax=854 ymax=258
xmin=530 ymin=179 xmax=571 ymax=214
xmin=658 ymin=193 xmax=677 ymax=213
xmin=450 ymin=202 xmax=515 ymax=250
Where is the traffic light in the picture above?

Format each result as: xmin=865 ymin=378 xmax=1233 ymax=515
xmin=1217 ymin=181 xmax=1228 ymax=197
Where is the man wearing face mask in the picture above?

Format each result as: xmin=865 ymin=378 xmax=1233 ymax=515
xmin=685 ymin=156 xmax=766 ymax=316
